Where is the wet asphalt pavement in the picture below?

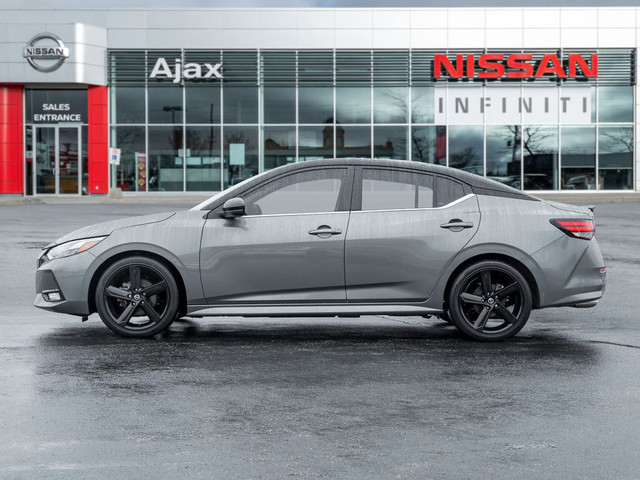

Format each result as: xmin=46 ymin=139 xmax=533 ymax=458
xmin=0 ymin=202 xmax=639 ymax=479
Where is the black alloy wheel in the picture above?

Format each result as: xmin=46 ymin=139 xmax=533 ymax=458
xmin=448 ymin=260 xmax=532 ymax=341
xmin=95 ymin=256 xmax=179 ymax=338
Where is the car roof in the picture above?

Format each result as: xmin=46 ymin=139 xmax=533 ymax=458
xmin=199 ymin=158 xmax=538 ymax=210
xmin=273 ymin=158 xmax=539 ymax=201
xmin=288 ymin=157 xmax=479 ymax=181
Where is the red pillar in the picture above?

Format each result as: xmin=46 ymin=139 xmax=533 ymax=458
xmin=0 ymin=86 xmax=24 ymax=194
xmin=88 ymin=85 xmax=109 ymax=194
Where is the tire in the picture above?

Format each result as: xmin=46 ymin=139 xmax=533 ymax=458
xmin=448 ymin=260 xmax=532 ymax=341
xmin=95 ymin=256 xmax=180 ymax=338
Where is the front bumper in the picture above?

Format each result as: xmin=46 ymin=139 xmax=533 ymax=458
xmin=34 ymin=252 xmax=95 ymax=316
xmin=34 ymin=292 xmax=89 ymax=316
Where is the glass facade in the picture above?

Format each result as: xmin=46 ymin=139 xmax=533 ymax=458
xmin=110 ymin=126 xmax=145 ymax=191
xmin=108 ymin=49 xmax=635 ymax=192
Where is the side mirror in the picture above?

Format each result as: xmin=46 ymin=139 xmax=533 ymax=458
xmin=221 ymin=197 xmax=246 ymax=219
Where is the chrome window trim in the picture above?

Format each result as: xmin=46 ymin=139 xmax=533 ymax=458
xmin=352 ymin=193 xmax=475 ymax=214
xmin=240 ymin=193 xmax=475 ymax=218
xmin=243 ymin=211 xmax=350 ymax=219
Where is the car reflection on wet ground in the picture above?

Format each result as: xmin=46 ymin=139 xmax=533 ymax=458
xmin=0 ymin=202 xmax=638 ymax=479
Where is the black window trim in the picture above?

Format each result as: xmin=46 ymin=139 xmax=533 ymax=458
xmin=208 ymin=165 xmax=355 ymax=218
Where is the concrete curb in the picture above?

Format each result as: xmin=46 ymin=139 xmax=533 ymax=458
xmin=0 ymin=195 xmax=210 ymax=206
xmin=0 ymin=197 xmax=46 ymax=206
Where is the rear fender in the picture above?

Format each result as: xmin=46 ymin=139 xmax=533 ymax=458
xmin=426 ymin=243 xmax=548 ymax=310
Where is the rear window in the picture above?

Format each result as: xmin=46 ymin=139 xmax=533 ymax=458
xmin=436 ymin=176 xmax=465 ymax=207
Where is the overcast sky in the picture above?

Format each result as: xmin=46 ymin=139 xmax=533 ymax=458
xmin=2 ymin=0 xmax=640 ymax=8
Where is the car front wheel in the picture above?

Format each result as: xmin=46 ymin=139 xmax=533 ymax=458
xmin=448 ymin=260 xmax=532 ymax=341
xmin=95 ymin=256 xmax=179 ymax=338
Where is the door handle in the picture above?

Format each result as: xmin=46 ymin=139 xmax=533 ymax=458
xmin=440 ymin=219 xmax=474 ymax=231
xmin=308 ymin=225 xmax=343 ymax=237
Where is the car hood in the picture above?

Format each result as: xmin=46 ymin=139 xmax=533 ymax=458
xmin=47 ymin=212 xmax=176 ymax=248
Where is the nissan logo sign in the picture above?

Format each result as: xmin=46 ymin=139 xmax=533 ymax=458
xmin=23 ymin=33 xmax=70 ymax=73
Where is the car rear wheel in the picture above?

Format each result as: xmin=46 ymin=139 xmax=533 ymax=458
xmin=95 ymin=256 xmax=179 ymax=338
xmin=448 ymin=260 xmax=532 ymax=341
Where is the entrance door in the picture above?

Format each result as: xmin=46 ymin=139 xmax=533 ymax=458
xmin=34 ymin=126 xmax=81 ymax=195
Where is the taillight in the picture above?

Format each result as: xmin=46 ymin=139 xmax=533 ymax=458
xmin=550 ymin=218 xmax=595 ymax=240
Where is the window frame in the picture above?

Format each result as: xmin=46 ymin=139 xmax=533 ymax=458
xmin=211 ymin=166 xmax=355 ymax=218
xmin=351 ymin=167 xmax=469 ymax=212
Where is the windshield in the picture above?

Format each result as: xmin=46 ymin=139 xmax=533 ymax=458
xmin=190 ymin=181 xmax=249 ymax=211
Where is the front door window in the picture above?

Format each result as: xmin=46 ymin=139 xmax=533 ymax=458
xmin=242 ymin=168 xmax=348 ymax=216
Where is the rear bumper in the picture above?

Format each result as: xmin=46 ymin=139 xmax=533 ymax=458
xmin=573 ymin=300 xmax=599 ymax=308
xmin=538 ymin=237 xmax=606 ymax=308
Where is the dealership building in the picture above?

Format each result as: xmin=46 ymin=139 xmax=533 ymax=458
xmin=0 ymin=6 xmax=638 ymax=196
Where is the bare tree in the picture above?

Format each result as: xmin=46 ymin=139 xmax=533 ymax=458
xmin=449 ymin=147 xmax=478 ymax=170
xmin=600 ymin=127 xmax=633 ymax=153
xmin=186 ymin=129 xmax=216 ymax=153
xmin=411 ymin=127 xmax=432 ymax=163
xmin=521 ymin=126 xmax=554 ymax=158
xmin=224 ymin=131 xmax=250 ymax=149
xmin=376 ymin=87 xmax=409 ymax=123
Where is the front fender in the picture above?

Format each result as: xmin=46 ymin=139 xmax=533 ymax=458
xmin=81 ymin=212 xmax=206 ymax=308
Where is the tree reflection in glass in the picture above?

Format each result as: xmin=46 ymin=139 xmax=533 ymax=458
xmin=522 ymin=126 xmax=558 ymax=190
xmin=599 ymin=126 xmax=633 ymax=189
xmin=411 ymin=87 xmax=434 ymax=124
xmin=561 ymin=126 xmax=595 ymax=190
xmin=485 ymin=126 xmax=522 ymax=190
xmin=373 ymin=87 xmax=408 ymax=124
xmin=449 ymin=126 xmax=483 ymax=175
xmin=411 ymin=126 xmax=446 ymax=165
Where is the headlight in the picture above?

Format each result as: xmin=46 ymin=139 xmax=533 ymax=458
xmin=46 ymin=236 xmax=107 ymax=260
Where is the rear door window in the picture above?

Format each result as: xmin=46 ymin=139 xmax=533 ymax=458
xmin=361 ymin=169 xmax=434 ymax=211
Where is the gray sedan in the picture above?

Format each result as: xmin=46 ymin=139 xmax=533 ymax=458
xmin=35 ymin=159 xmax=606 ymax=341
